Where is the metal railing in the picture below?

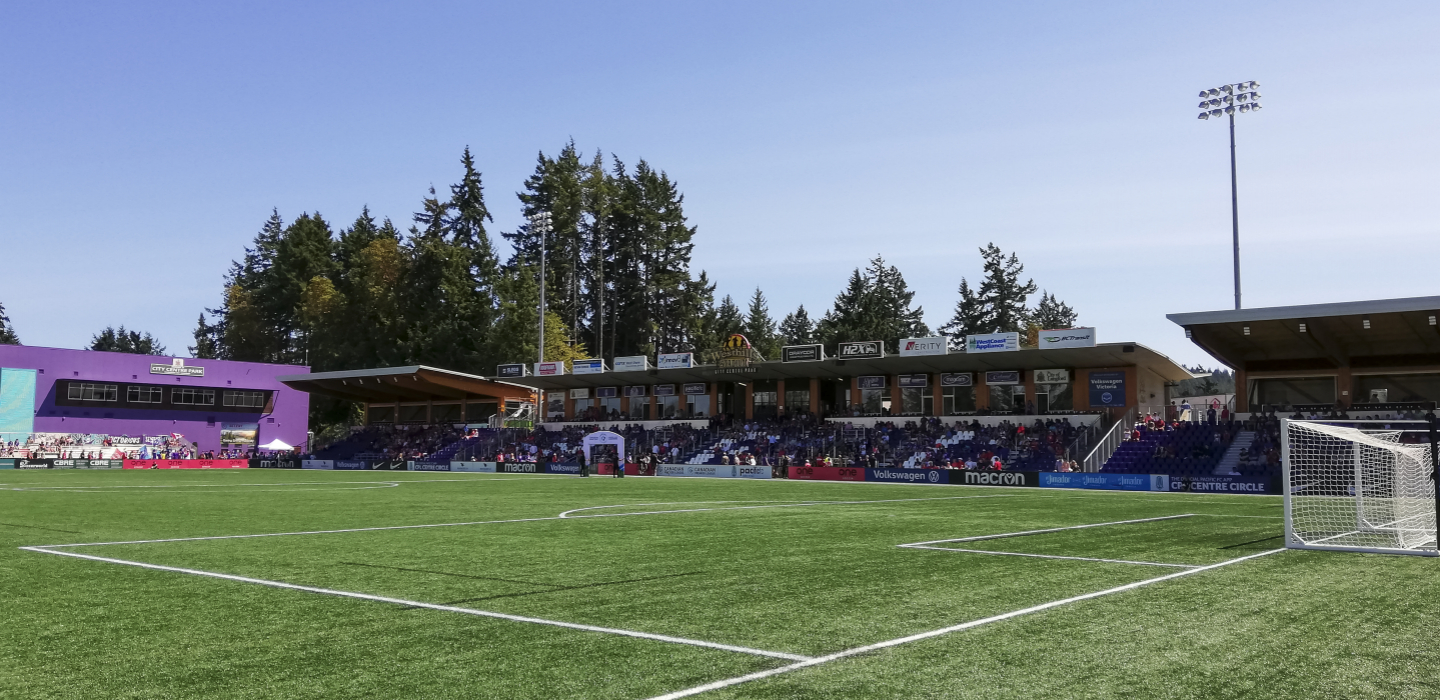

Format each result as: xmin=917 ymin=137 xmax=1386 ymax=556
xmin=1082 ymin=406 xmax=1137 ymax=472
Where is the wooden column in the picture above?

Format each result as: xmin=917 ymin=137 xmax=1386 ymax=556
xmin=931 ymin=375 xmax=943 ymax=417
xmin=1235 ymin=369 xmax=1249 ymax=413
xmin=1336 ymin=367 xmax=1352 ymax=408
xmin=809 ymin=378 xmax=820 ymax=414
xmin=850 ymin=376 xmax=861 ymax=411
xmin=975 ymin=374 xmax=990 ymax=411
xmin=889 ymin=375 xmax=901 ymax=415
xmin=708 ymin=383 xmax=718 ymax=419
xmin=744 ymin=383 xmax=754 ymax=420
xmin=1023 ymin=371 xmax=1036 ymax=415
xmin=776 ymin=379 xmax=786 ymax=415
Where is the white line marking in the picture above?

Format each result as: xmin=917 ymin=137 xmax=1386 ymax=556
xmin=643 ymin=548 xmax=1288 ymax=699
xmin=901 ymin=514 xmax=1195 ymax=547
xmin=29 ymin=495 xmax=1007 ymax=548
xmin=899 ymin=545 xmax=1200 ymax=568
xmin=21 ymin=546 xmax=811 ymax=662
xmin=558 ymin=495 xmax=1006 ymax=519
xmin=2 ymin=477 xmax=557 ymax=491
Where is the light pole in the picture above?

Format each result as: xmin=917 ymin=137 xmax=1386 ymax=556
xmin=528 ymin=211 xmax=553 ymax=363
xmin=1197 ymin=80 xmax=1262 ymax=310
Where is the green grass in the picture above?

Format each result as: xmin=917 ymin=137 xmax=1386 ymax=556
xmin=1 ymin=469 xmax=1435 ymax=699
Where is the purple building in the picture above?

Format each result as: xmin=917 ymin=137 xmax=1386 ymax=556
xmin=0 ymin=345 xmax=309 ymax=454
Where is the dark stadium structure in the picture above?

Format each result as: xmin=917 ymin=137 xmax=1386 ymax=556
xmin=277 ymin=366 xmax=536 ymax=426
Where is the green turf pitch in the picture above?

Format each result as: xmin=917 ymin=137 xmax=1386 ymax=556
xmin=1 ymin=470 xmax=1436 ymax=699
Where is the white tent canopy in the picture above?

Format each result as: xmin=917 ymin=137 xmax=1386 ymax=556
xmin=259 ymin=438 xmax=293 ymax=452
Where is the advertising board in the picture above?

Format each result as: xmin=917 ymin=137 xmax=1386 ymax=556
xmin=1038 ymin=472 xmax=1167 ymax=491
xmin=940 ymin=373 xmax=973 ymax=387
xmin=367 ymin=459 xmax=408 ymax=470
xmin=984 ymin=371 xmax=1021 ymax=386
xmin=251 ymin=458 xmax=301 ymax=469
xmin=569 ymin=388 xmax=590 ymax=399
xmin=837 ymin=341 xmax=884 ymax=360
xmin=497 ymin=462 xmax=542 ymax=473
xmin=220 ymin=423 xmax=259 ymax=447
xmin=15 ymin=459 xmax=51 ymax=469
xmin=450 ymin=461 xmax=498 ymax=472
xmin=572 ymin=359 xmax=606 ymax=375
xmin=150 ymin=359 xmax=205 ymax=377
xmin=657 ymin=464 xmax=732 ymax=478
xmin=1169 ymin=475 xmax=1270 ymax=494
xmin=1038 ymin=327 xmax=1097 ymax=349
xmin=496 ymin=363 xmax=528 ymax=378
xmin=301 ymin=460 xmax=335 ymax=469
xmin=1088 ymin=371 xmax=1128 ymax=407
xmin=596 ymin=387 xmax=618 ymax=398
xmin=866 ymin=468 xmax=947 ymax=484
xmin=535 ymin=361 xmax=566 ymax=376
xmin=334 ymin=460 xmax=368 ymax=470
xmin=858 ymin=375 xmax=886 ymax=390
xmin=656 ymin=352 xmax=694 ymax=369
xmin=653 ymin=384 xmax=676 ymax=396
xmin=613 ymin=356 xmax=649 ymax=372
xmin=122 ymin=459 xmax=249 ymax=469
xmin=1033 ymin=369 xmax=1070 ymax=384
xmin=956 ymin=470 xmax=1040 ymax=487
xmin=897 ymin=374 xmax=929 ymax=388
xmin=50 ymin=459 xmax=123 ymax=469
xmin=898 ymin=337 xmax=947 ymax=357
xmin=966 ymin=332 xmax=1020 ymax=353
xmin=683 ymin=383 xmax=708 ymax=395
xmin=406 ymin=461 xmax=449 ymax=471
xmin=781 ymin=344 xmax=825 ymax=362
xmin=0 ymin=459 xmax=14 ymax=469
xmin=623 ymin=385 xmax=648 ymax=397
xmin=787 ymin=465 xmax=865 ymax=481
xmin=546 ymin=463 xmax=581 ymax=474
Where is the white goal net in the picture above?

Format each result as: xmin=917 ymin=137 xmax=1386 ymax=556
xmin=1283 ymin=419 xmax=1437 ymax=556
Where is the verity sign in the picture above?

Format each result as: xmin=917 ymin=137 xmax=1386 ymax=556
xmin=898 ymin=337 xmax=947 ymax=357
xmin=837 ymin=341 xmax=884 ymax=359
xmin=781 ymin=344 xmax=825 ymax=362
xmin=151 ymin=358 xmax=204 ymax=377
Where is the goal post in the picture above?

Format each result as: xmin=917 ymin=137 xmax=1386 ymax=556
xmin=1282 ymin=418 xmax=1438 ymax=556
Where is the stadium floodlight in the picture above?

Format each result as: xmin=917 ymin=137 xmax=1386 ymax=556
xmin=1195 ymin=80 xmax=1264 ymax=310
xmin=527 ymin=211 xmax=554 ymax=363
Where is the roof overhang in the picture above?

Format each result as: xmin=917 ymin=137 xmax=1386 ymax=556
xmin=277 ymin=366 xmax=536 ymax=404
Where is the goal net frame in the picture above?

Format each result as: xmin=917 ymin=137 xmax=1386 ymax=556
xmin=1282 ymin=418 xmax=1439 ymax=557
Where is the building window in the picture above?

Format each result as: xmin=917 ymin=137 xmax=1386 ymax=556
xmin=223 ymin=390 xmax=266 ymax=408
xmin=899 ymin=387 xmax=932 ymax=415
xmin=1035 ymin=382 xmax=1073 ymax=412
xmin=784 ymin=389 xmax=810 ymax=412
xmin=1250 ymin=377 xmax=1336 ymax=409
xmin=127 ymin=386 xmax=164 ymax=403
xmin=69 ymin=383 xmax=118 ymax=402
xmin=172 ymin=388 xmax=216 ymax=406
xmin=943 ymin=386 xmax=976 ymax=414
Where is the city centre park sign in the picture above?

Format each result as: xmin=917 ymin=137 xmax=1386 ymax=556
xmin=706 ymin=334 xmax=763 ymax=375
xmin=151 ymin=358 xmax=204 ymax=377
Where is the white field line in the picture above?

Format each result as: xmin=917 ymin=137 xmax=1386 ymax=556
xmin=899 ymin=545 xmax=1199 ymax=568
xmin=557 ymin=495 xmax=1006 ymax=519
xmin=644 ymin=548 xmax=1288 ymax=700
xmin=2 ymin=476 xmax=560 ymax=491
xmin=901 ymin=514 xmax=1195 ymax=547
xmin=27 ymin=495 xmax=1008 ymax=548
xmin=19 ymin=546 xmax=809 ymax=662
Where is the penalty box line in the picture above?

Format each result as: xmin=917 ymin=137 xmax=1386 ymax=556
xmin=19 ymin=545 xmax=812 ymax=662
xmin=896 ymin=514 xmax=1203 ymax=569
xmin=644 ymin=547 xmax=1288 ymax=700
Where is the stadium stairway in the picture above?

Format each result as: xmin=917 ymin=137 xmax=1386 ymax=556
xmin=1211 ymin=431 xmax=1254 ymax=475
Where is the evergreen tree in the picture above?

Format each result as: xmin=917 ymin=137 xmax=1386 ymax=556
xmin=1030 ymin=291 xmax=1078 ymax=329
xmin=778 ymin=304 xmax=815 ymax=346
xmin=0 ymin=301 xmax=19 ymax=345
xmin=188 ymin=314 xmax=218 ymax=358
xmin=939 ymin=278 xmax=986 ymax=346
xmin=975 ymin=243 xmax=1037 ymax=334
xmin=743 ymin=288 xmax=780 ymax=360
xmin=491 ymin=264 xmax=541 ymax=366
xmin=713 ymin=295 xmax=745 ymax=342
xmin=816 ymin=256 xmax=928 ymax=352
xmin=91 ymin=326 xmax=166 ymax=355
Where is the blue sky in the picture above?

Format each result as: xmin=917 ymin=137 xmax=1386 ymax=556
xmin=2 ymin=1 xmax=1437 ymax=368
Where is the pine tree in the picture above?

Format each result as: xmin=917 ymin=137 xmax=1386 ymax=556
xmin=188 ymin=314 xmax=218 ymax=358
xmin=0 ymin=301 xmax=19 ymax=345
xmin=91 ymin=326 xmax=166 ymax=355
xmin=778 ymin=304 xmax=815 ymax=345
xmin=939 ymin=278 xmax=986 ymax=346
xmin=816 ymin=256 xmax=928 ymax=352
xmin=713 ymin=295 xmax=745 ymax=343
xmin=975 ymin=243 xmax=1037 ymax=334
xmin=744 ymin=288 xmax=780 ymax=360
xmin=1030 ymin=291 xmax=1078 ymax=329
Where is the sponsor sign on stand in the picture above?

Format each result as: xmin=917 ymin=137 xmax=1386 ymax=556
xmin=406 ymin=461 xmax=450 ymax=471
xmin=1088 ymin=371 xmax=1127 ymax=407
xmin=623 ymin=385 xmax=648 ymax=397
xmin=866 ymin=468 xmax=947 ymax=484
xmin=683 ymin=383 xmax=707 ymax=395
xmin=1038 ymin=328 xmax=1096 ymax=349
xmin=50 ymin=459 xmax=124 ymax=469
xmin=966 ymin=332 xmax=1020 ymax=353
xmin=959 ymin=470 xmax=1040 ymax=487
xmin=897 ymin=374 xmax=929 ymax=388
xmin=535 ymin=361 xmax=566 ymax=376
xmin=596 ymin=387 xmax=619 ymax=398
xmin=367 ymin=459 xmax=408 ymax=471
xmin=899 ymin=337 xmax=948 ymax=357
xmin=150 ymin=359 xmax=205 ymax=377
xmin=569 ymin=388 xmax=590 ymax=399
xmin=613 ymin=356 xmax=649 ymax=372
xmin=497 ymin=462 xmax=541 ymax=473
xmin=787 ymin=465 xmax=865 ymax=481
xmin=251 ymin=458 xmax=301 ymax=469
xmin=546 ymin=463 xmax=581 ymax=474
xmin=985 ymin=371 xmax=1021 ymax=386
xmin=837 ymin=341 xmax=884 ymax=360
xmin=496 ymin=363 xmax=528 ymax=378
xmin=940 ymin=373 xmax=973 ymax=387
xmin=451 ymin=461 xmax=498 ymax=473
xmin=655 ymin=463 xmax=767 ymax=478
xmin=334 ymin=460 xmax=368 ymax=470
xmin=781 ymin=344 xmax=825 ymax=362
xmin=122 ymin=459 xmax=249 ymax=469
xmin=1033 ymin=369 xmax=1070 ymax=384
xmin=1170 ymin=475 xmax=1270 ymax=493
xmin=1039 ymin=472 xmax=1167 ymax=491
xmin=301 ymin=460 xmax=335 ymax=469
xmin=572 ymin=359 xmax=606 ymax=375
xmin=16 ymin=459 xmax=51 ymax=469
xmin=656 ymin=352 xmax=694 ymax=369
xmin=858 ymin=376 xmax=886 ymax=389
xmin=0 ymin=459 xmax=14 ymax=469
xmin=653 ymin=384 xmax=677 ymax=397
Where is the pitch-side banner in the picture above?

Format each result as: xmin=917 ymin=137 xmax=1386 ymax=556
xmin=451 ymin=461 xmax=498 ymax=472
xmin=1169 ymin=475 xmax=1270 ymax=494
xmin=122 ymin=459 xmax=248 ymax=469
xmin=865 ymin=467 xmax=947 ymax=484
xmin=1038 ymin=472 xmax=1167 ymax=491
xmin=787 ymin=465 xmax=865 ymax=481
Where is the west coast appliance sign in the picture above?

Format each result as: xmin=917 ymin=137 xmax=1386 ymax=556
xmin=572 ymin=359 xmax=606 ymax=375
xmin=898 ymin=336 xmax=947 ymax=357
xmin=1038 ymin=327 xmax=1096 ymax=349
xmin=656 ymin=352 xmax=694 ymax=369
xmin=781 ymin=344 xmax=825 ymax=362
xmin=535 ymin=361 xmax=566 ymax=376
xmin=966 ymin=332 xmax=1020 ymax=353
xmin=837 ymin=341 xmax=885 ymax=359
xmin=496 ymin=363 xmax=528 ymax=378
xmin=151 ymin=358 xmax=205 ymax=377
xmin=940 ymin=372 xmax=973 ymax=387
xmin=984 ymin=371 xmax=1021 ymax=386
xmin=612 ymin=356 xmax=649 ymax=372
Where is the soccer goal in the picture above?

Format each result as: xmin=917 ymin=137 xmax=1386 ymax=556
xmin=1283 ymin=418 xmax=1438 ymax=556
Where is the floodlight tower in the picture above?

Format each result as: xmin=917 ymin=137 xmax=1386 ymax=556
xmin=1197 ymin=81 xmax=1262 ymax=310
xmin=528 ymin=210 xmax=553 ymax=363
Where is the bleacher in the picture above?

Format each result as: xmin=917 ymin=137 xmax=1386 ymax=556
xmin=1099 ymin=423 xmax=1232 ymax=478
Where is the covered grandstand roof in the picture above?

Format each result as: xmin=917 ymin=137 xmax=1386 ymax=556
xmin=276 ymin=366 xmax=535 ymax=403
xmin=503 ymin=342 xmax=1194 ymax=390
xmin=1167 ymin=295 xmax=1440 ymax=371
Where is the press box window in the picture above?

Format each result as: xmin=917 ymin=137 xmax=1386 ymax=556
xmin=223 ymin=390 xmax=266 ymax=408
xmin=172 ymin=388 xmax=216 ymax=406
xmin=69 ymin=383 xmax=118 ymax=402
xmin=127 ymin=386 xmax=164 ymax=404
